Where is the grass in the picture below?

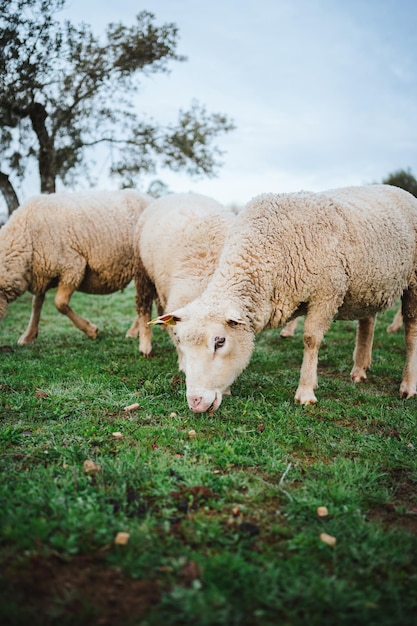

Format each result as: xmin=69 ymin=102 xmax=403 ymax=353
xmin=1 ymin=284 xmax=417 ymax=625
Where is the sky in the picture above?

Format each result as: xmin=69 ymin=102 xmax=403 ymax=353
xmin=11 ymin=0 xmax=417 ymax=209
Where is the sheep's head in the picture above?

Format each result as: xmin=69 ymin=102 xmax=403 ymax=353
xmin=150 ymin=303 xmax=254 ymax=413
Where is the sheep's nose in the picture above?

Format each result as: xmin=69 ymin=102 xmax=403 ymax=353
xmin=189 ymin=396 xmax=204 ymax=412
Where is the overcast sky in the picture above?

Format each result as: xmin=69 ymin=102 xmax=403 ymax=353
xmin=19 ymin=0 xmax=417 ymax=207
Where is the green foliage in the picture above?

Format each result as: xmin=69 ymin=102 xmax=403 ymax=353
xmin=0 ymin=0 xmax=235 ymax=201
xmin=0 ymin=285 xmax=417 ymax=625
xmin=382 ymin=168 xmax=417 ymax=197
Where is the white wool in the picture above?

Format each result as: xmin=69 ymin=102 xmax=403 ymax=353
xmin=160 ymin=184 xmax=417 ymax=411
xmin=132 ymin=192 xmax=235 ymax=356
xmin=0 ymin=189 xmax=151 ymax=343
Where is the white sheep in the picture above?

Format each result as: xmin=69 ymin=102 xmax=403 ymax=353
xmin=0 ymin=189 xmax=151 ymax=343
xmin=133 ymin=192 xmax=236 ymax=357
xmin=151 ymin=184 xmax=417 ymax=411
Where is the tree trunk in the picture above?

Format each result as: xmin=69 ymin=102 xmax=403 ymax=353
xmin=0 ymin=171 xmax=20 ymax=218
xmin=29 ymin=102 xmax=56 ymax=194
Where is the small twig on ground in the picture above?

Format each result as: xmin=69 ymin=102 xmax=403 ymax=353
xmin=278 ymin=462 xmax=293 ymax=501
xmin=251 ymin=462 xmax=294 ymax=502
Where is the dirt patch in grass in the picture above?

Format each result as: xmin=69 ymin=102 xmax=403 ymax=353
xmin=367 ymin=503 xmax=417 ymax=535
xmin=367 ymin=469 xmax=417 ymax=535
xmin=169 ymin=484 xmax=217 ymax=512
xmin=1 ymin=554 xmax=160 ymax=625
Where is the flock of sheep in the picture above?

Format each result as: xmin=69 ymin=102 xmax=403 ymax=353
xmin=1 ymin=183 xmax=417 ymax=412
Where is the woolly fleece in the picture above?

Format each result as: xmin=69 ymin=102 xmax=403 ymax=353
xmin=158 ymin=184 xmax=417 ymax=410
xmin=0 ymin=189 xmax=151 ymax=343
xmin=133 ymin=192 xmax=235 ymax=356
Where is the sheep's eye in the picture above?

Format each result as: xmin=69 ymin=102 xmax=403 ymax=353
xmin=214 ymin=336 xmax=225 ymax=351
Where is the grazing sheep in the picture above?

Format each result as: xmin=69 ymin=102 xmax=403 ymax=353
xmin=133 ymin=192 xmax=236 ymax=358
xmin=0 ymin=189 xmax=151 ymax=343
xmin=152 ymin=185 xmax=417 ymax=411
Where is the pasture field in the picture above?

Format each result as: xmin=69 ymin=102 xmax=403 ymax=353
xmin=0 ymin=284 xmax=416 ymax=625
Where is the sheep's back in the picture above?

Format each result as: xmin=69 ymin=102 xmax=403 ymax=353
xmin=203 ymin=184 xmax=417 ymax=328
xmin=137 ymin=193 xmax=234 ymax=309
xmin=17 ymin=190 xmax=151 ymax=293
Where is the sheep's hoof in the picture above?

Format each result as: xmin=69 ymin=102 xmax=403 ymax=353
xmin=399 ymin=382 xmax=417 ymax=399
xmin=294 ymin=389 xmax=317 ymax=405
xmin=350 ymin=373 xmax=367 ymax=383
xmin=86 ymin=325 xmax=99 ymax=339
xmin=141 ymin=350 xmax=156 ymax=359
xmin=17 ymin=334 xmax=36 ymax=345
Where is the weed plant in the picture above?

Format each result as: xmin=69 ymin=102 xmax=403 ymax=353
xmin=0 ymin=285 xmax=416 ymax=625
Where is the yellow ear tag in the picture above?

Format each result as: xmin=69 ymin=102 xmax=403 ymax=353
xmin=148 ymin=314 xmax=178 ymax=327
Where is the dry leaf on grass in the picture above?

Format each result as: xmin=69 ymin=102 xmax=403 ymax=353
xmin=83 ymin=459 xmax=101 ymax=474
xmin=320 ymin=532 xmax=336 ymax=547
xmin=115 ymin=532 xmax=130 ymax=545
xmin=35 ymin=390 xmax=49 ymax=399
xmin=124 ymin=403 xmax=140 ymax=412
xmin=112 ymin=432 xmax=123 ymax=439
xmin=317 ymin=506 xmax=329 ymax=517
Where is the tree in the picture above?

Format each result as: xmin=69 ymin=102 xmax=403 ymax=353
xmin=0 ymin=172 xmax=19 ymax=215
xmin=0 ymin=0 xmax=235 ymax=215
xmin=382 ymin=168 xmax=417 ymax=197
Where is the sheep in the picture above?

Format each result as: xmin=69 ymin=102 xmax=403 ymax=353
xmin=0 ymin=189 xmax=151 ymax=343
xmin=133 ymin=192 xmax=236 ymax=358
xmin=151 ymin=184 xmax=417 ymax=411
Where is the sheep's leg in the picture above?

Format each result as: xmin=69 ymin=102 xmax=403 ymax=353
xmin=134 ymin=260 xmax=157 ymax=356
xmin=295 ymin=311 xmax=332 ymax=404
xmin=280 ymin=318 xmax=299 ymax=338
xmin=54 ymin=283 xmax=98 ymax=339
xmin=126 ymin=297 xmax=163 ymax=339
xmin=125 ymin=315 xmax=140 ymax=338
xmin=350 ymin=316 xmax=376 ymax=382
xmin=125 ymin=298 xmax=163 ymax=339
xmin=17 ymin=294 xmax=45 ymax=345
xmin=387 ymin=307 xmax=403 ymax=333
xmin=399 ymin=289 xmax=417 ymax=399
xmin=137 ymin=306 xmax=153 ymax=356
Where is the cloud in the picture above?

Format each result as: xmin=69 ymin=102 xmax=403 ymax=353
xmin=11 ymin=0 xmax=417 ymax=207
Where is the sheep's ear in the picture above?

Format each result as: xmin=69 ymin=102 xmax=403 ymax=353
xmin=148 ymin=313 xmax=182 ymax=327
xmin=225 ymin=309 xmax=246 ymax=327
xmin=227 ymin=317 xmax=246 ymax=327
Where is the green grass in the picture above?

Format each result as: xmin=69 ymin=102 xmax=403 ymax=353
xmin=1 ymin=284 xmax=417 ymax=625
